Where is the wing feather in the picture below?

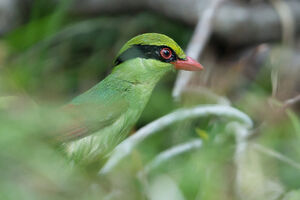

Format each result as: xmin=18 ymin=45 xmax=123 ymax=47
xmin=57 ymin=98 xmax=128 ymax=142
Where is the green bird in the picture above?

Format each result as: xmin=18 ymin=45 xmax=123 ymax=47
xmin=63 ymin=33 xmax=203 ymax=167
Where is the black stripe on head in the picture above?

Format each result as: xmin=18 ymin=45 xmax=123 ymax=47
xmin=114 ymin=45 xmax=182 ymax=66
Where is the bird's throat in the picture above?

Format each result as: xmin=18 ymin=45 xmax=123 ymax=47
xmin=112 ymin=58 xmax=171 ymax=86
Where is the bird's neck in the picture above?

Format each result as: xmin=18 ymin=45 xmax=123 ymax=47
xmin=111 ymin=58 xmax=172 ymax=87
xmin=110 ymin=58 xmax=172 ymax=112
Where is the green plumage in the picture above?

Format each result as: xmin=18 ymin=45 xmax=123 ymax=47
xmin=117 ymin=33 xmax=186 ymax=59
xmin=66 ymin=33 xmax=187 ymax=167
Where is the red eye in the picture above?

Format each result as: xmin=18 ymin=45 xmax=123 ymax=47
xmin=160 ymin=48 xmax=172 ymax=60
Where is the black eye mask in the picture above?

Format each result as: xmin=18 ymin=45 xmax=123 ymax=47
xmin=114 ymin=44 xmax=181 ymax=66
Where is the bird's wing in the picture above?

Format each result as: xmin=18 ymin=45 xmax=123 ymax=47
xmin=57 ymin=99 xmax=128 ymax=142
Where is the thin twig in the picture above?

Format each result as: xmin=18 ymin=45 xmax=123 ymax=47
xmin=284 ymin=94 xmax=300 ymax=108
xmin=99 ymin=105 xmax=253 ymax=174
xmin=142 ymin=139 xmax=202 ymax=174
xmin=172 ymin=0 xmax=225 ymax=100
xmin=253 ymin=143 xmax=300 ymax=170
xmin=271 ymin=67 xmax=279 ymax=97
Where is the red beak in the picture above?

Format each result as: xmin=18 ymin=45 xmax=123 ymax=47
xmin=171 ymin=56 xmax=204 ymax=71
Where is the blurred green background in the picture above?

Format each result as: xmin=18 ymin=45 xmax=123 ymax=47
xmin=0 ymin=1 xmax=300 ymax=200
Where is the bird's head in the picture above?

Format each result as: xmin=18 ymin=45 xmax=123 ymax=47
xmin=114 ymin=33 xmax=204 ymax=72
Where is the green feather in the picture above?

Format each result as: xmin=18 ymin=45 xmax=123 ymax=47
xmin=117 ymin=33 xmax=186 ymax=60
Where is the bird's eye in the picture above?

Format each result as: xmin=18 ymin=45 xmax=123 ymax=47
xmin=160 ymin=48 xmax=172 ymax=60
